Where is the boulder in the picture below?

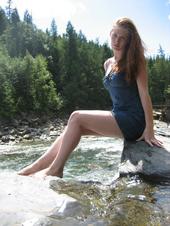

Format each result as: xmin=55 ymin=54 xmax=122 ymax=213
xmin=119 ymin=137 xmax=170 ymax=182
xmin=0 ymin=172 xmax=107 ymax=226
xmin=0 ymin=173 xmax=85 ymax=226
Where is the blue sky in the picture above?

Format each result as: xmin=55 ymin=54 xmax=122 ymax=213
xmin=1 ymin=0 xmax=170 ymax=56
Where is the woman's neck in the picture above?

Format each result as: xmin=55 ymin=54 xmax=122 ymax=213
xmin=114 ymin=51 xmax=123 ymax=62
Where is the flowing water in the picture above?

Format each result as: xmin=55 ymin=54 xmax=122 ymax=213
xmin=1 ymin=136 xmax=170 ymax=225
xmin=0 ymin=137 xmax=123 ymax=183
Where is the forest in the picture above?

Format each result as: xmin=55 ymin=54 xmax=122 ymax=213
xmin=0 ymin=2 xmax=170 ymax=119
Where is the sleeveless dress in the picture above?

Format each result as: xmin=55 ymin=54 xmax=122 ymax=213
xmin=103 ymin=68 xmax=145 ymax=141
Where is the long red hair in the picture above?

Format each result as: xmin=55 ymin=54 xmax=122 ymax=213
xmin=111 ymin=18 xmax=146 ymax=83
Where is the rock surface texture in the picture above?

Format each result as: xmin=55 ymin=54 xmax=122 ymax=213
xmin=119 ymin=138 xmax=170 ymax=182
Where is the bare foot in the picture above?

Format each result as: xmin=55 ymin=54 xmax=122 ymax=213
xmin=32 ymin=168 xmax=63 ymax=179
xmin=18 ymin=163 xmax=40 ymax=176
xmin=18 ymin=167 xmax=33 ymax=176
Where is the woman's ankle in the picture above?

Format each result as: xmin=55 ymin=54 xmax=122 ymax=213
xmin=47 ymin=167 xmax=63 ymax=177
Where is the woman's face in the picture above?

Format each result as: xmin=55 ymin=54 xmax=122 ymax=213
xmin=110 ymin=26 xmax=129 ymax=52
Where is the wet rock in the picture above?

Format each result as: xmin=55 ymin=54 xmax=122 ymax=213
xmin=40 ymin=134 xmax=49 ymax=140
xmin=27 ymin=118 xmax=40 ymax=127
xmin=119 ymin=138 xmax=170 ymax=182
xmin=1 ymin=135 xmax=10 ymax=142
xmin=9 ymin=135 xmax=15 ymax=141
xmin=49 ymin=177 xmax=164 ymax=226
xmin=9 ymin=128 xmax=16 ymax=135
xmin=4 ymin=126 xmax=9 ymax=131
xmin=0 ymin=116 xmax=65 ymax=144
xmin=23 ymin=134 xmax=32 ymax=140
xmin=50 ymin=130 xmax=59 ymax=137
xmin=20 ymin=120 xmax=29 ymax=126
xmin=56 ymin=199 xmax=83 ymax=217
xmin=50 ymin=125 xmax=54 ymax=131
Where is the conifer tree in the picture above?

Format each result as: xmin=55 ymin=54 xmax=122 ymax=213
xmin=50 ymin=18 xmax=57 ymax=40
xmin=0 ymin=7 xmax=8 ymax=35
xmin=6 ymin=0 xmax=13 ymax=21
xmin=23 ymin=10 xmax=32 ymax=24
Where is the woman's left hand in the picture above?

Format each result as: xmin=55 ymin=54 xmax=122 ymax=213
xmin=137 ymin=128 xmax=163 ymax=147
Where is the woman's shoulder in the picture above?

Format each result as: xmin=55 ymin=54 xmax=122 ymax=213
xmin=104 ymin=57 xmax=115 ymax=72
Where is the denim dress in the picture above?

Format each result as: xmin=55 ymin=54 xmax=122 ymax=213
xmin=103 ymin=71 xmax=145 ymax=141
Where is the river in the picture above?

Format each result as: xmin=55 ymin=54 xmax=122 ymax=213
xmin=1 ymin=135 xmax=170 ymax=225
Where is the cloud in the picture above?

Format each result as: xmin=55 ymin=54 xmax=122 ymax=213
xmin=9 ymin=0 xmax=87 ymax=33
xmin=168 ymin=15 xmax=170 ymax=20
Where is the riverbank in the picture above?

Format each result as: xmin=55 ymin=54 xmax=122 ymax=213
xmin=0 ymin=114 xmax=67 ymax=145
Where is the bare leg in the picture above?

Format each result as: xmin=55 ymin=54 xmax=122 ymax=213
xmin=38 ymin=110 xmax=123 ymax=177
xmin=18 ymin=133 xmax=64 ymax=175
xmin=18 ymin=126 xmax=99 ymax=176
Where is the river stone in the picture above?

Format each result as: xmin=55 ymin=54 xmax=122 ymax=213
xmin=0 ymin=172 xmax=87 ymax=226
xmin=119 ymin=138 xmax=170 ymax=182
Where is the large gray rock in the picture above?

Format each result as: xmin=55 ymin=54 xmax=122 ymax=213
xmin=119 ymin=137 xmax=170 ymax=182
xmin=0 ymin=173 xmax=89 ymax=226
xmin=0 ymin=172 xmax=108 ymax=226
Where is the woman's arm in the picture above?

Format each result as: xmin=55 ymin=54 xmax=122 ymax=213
xmin=136 ymin=66 xmax=163 ymax=147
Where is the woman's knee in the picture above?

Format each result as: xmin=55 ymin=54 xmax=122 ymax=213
xmin=68 ymin=110 xmax=81 ymax=125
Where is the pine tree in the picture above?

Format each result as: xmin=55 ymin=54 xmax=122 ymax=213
xmin=0 ymin=46 xmax=15 ymax=117
xmin=158 ymin=45 xmax=165 ymax=59
xmin=23 ymin=10 xmax=32 ymax=24
xmin=11 ymin=8 xmax=20 ymax=24
xmin=50 ymin=18 xmax=57 ymax=40
xmin=6 ymin=0 xmax=13 ymax=21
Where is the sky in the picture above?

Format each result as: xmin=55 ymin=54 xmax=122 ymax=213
xmin=0 ymin=0 xmax=170 ymax=56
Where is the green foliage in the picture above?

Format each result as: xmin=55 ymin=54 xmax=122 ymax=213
xmin=147 ymin=53 xmax=170 ymax=105
xmin=59 ymin=22 xmax=111 ymax=112
xmin=0 ymin=45 xmax=15 ymax=117
xmin=11 ymin=8 xmax=20 ymax=24
xmin=31 ymin=55 xmax=62 ymax=112
xmin=0 ymin=7 xmax=8 ymax=35
xmin=1 ymin=21 xmax=48 ymax=57
xmin=9 ymin=53 xmax=62 ymax=114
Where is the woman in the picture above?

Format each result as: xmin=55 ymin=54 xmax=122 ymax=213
xmin=18 ymin=17 xmax=162 ymax=178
